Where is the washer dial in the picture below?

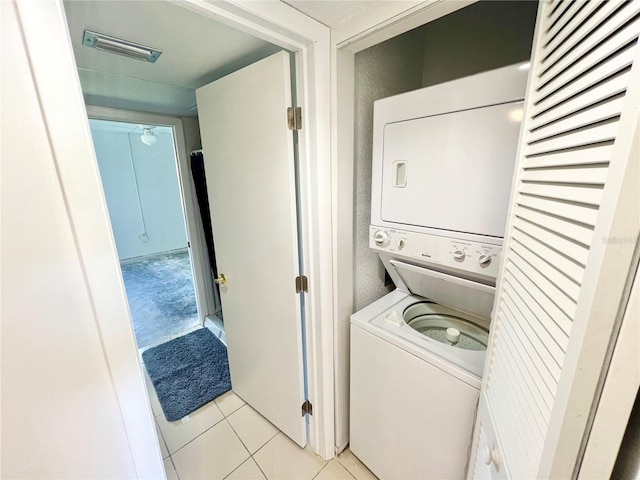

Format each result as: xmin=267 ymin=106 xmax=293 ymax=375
xmin=373 ymin=230 xmax=390 ymax=247
xmin=453 ymin=249 xmax=465 ymax=260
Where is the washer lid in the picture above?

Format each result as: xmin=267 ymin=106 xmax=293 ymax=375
xmin=389 ymin=259 xmax=495 ymax=319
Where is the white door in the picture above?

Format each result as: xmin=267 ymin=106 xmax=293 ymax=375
xmin=196 ymin=51 xmax=306 ymax=446
xmin=470 ymin=2 xmax=640 ymax=478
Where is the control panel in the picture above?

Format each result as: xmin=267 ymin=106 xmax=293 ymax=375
xmin=370 ymin=226 xmax=502 ymax=280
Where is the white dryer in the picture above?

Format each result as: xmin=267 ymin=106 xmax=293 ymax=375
xmin=350 ymin=64 xmax=528 ymax=479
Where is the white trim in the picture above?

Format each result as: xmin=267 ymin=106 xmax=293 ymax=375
xmin=538 ymin=46 xmax=640 ymax=478
xmin=174 ymin=0 xmax=333 ymax=458
xmin=85 ymin=106 xmax=213 ymax=327
xmin=331 ymin=0 xmax=480 ymax=452
xmin=14 ymin=1 xmax=163 ymax=477
xmin=335 ymin=0 xmax=478 ymax=52
xmin=331 ymin=45 xmax=355 ymax=453
xmin=578 ymin=250 xmax=640 ymax=478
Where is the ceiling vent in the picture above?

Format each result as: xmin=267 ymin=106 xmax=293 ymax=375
xmin=82 ymin=30 xmax=162 ymax=63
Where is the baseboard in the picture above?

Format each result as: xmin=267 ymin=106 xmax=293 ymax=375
xmin=205 ymin=315 xmax=226 ymax=346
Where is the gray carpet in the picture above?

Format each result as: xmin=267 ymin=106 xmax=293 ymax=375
xmin=120 ymin=249 xmax=199 ymax=348
xmin=142 ymin=328 xmax=231 ymax=422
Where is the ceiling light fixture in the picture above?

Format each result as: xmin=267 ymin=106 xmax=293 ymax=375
xmin=141 ymin=128 xmax=157 ymax=146
xmin=82 ymin=30 xmax=162 ymax=63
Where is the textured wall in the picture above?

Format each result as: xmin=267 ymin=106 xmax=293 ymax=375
xmin=353 ymin=1 xmax=536 ymax=311
xmin=354 ymin=29 xmax=425 ymax=311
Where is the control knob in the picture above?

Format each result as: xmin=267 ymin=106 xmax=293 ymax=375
xmin=373 ymin=230 xmax=390 ymax=247
xmin=453 ymin=250 xmax=465 ymax=260
xmin=478 ymin=254 xmax=492 ymax=266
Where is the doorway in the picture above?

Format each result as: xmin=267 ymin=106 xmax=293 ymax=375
xmin=60 ymin=0 xmax=327 ymax=471
xmin=89 ymin=119 xmax=200 ymax=348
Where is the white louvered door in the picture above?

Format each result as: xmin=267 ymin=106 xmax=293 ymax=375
xmin=471 ymin=1 xmax=640 ymax=478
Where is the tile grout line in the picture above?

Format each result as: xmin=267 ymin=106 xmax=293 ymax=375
xmin=225 ymin=404 xmax=281 ymax=456
xmin=222 ymin=414 xmax=275 ymax=479
xmin=154 ymin=418 xmax=171 ymax=460
xmin=336 ymin=452 xmax=375 ymax=480
xmin=163 ymin=405 xmax=226 ymax=457
xmin=168 ymin=455 xmax=181 ymax=480
xmin=221 ymin=404 xmax=275 ymax=480
xmin=312 ymin=461 xmax=331 ymax=480
xmin=251 ymin=454 xmax=269 ymax=480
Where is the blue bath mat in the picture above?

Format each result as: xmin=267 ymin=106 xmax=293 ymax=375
xmin=142 ymin=328 xmax=231 ymax=421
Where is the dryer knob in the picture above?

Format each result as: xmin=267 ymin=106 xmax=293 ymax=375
xmin=453 ymin=249 xmax=465 ymax=260
xmin=478 ymin=254 xmax=492 ymax=265
xmin=373 ymin=231 xmax=390 ymax=247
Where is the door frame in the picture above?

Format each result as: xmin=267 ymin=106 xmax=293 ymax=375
xmin=86 ymin=106 xmax=214 ymax=329
xmin=172 ymin=1 xmax=334 ymax=457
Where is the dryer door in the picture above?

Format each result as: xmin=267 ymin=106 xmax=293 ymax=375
xmin=380 ymin=101 xmax=522 ymax=238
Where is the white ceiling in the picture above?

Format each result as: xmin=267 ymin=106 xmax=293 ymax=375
xmin=64 ymin=1 xmax=282 ymax=117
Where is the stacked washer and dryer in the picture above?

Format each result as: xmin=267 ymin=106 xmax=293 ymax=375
xmin=350 ymin=64 xmax=528 ymax=479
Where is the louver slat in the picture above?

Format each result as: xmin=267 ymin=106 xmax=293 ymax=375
xmin=502 ymin=275 xmax=568 ymax=368
xmin=488 ymin=339 xmax=547 ymax=448
xmin=547 ymin=0 xmax=574 ymax=28
xmin=532 ymin=42 xmax=636 ymax=115
xmin=510 ymin=237 xmax=581 ymax=301
xmin=523 ymin=142 xmax=613 ymax=169
xmin=540 ymin=0 xmax=637 ymax=81
xmin=498 ymin=298 xmax=561 ymax=396
xmin=527 ymin=96 xmax=625 ymax=144
xmin=517 ymin=194 xmax=599 ymax=226
xmin=522 ymin=167 xmax=609 ymax=185
xmin=519 ymin=182 xmax=605 ymax=204
xmin=479 ymin=2 xmax=640 ymax=477
xmin=513 ymin=218 xmax=590 ymax=271
xmin=504 ymin=261 xmax=574 ymax=336
xmin=541 ymin=1 xmax=614 ymax=59
xmin=524 ymin=120 xmax=618 ymax=156
xmin=529 ymin=69 xmax=630 ymax=130
xmin=511 ymin=226 xmax=585 ymax=285
xmin=543 ymin=0 xmax=587 ymax=46
xmin=487 ymin=379 xmax=536 ymax=476
xmin=535 ymin=18 xmax=640 ymax=103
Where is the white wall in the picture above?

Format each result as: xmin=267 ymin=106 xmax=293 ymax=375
xmin=90 ymin=125 xmax=188 ymax=260
xmin=1 ymin=2 xmax=162 ymax=477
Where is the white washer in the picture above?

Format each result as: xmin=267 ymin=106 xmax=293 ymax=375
xmin=350 ymin=251 xmax=494 ymax=480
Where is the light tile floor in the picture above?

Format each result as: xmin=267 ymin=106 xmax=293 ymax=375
xmin=145 ymin=380 xmax=376 ymax=479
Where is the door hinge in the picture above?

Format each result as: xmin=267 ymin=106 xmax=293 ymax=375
xmin=301 ymin=400 xmax=313 ymax=416
xmin=295 ymin=275 xmax=308 ymax=293
xmin=287 ymin=107 xmax=302 ymax=131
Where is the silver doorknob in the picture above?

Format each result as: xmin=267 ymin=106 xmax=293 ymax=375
xmin=215 ymin=273 xmax=227 ymax=286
